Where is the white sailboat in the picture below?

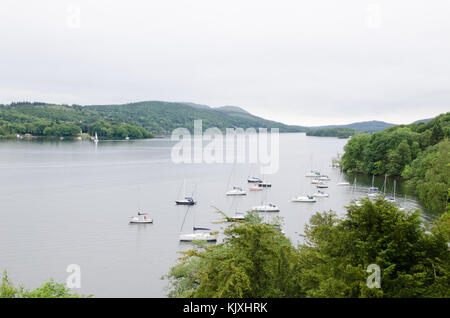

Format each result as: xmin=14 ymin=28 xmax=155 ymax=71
xmin=385 ymin=179 xmax=397 ymax=203
xmin=251 ymin=203 xmax=280 ymax=212
xmin=179 ymin=206 xmax=217 ymax=242
xmin=337 ymin=168 xmax=350 ymax=185
xmin=226 ymin=186 xmax=247 ymax=196
xmin=93 ymin=132 xmax=99 ymax=143
xmin=305 ymin=154 xmax=320 ymax=177
xmin=368 ymin=175 xmax=379 ymax=197
xmin=226 ymin=164 xmax=247 ymax=196
xmin=129 ymin=212 xmax=153 ymax=224
xmin=312 ymin=190 xmax=329 ymax=197
xmin=291 ymin=195 xmax=316 ymax=202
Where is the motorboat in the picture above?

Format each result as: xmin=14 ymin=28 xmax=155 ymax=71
xmin=252 ymin=203 xmax=280 ymax=212
xmin=316 ymin=184 xmax=328 ymax=188
xmin=226 ymin=187 xmax=247 ymax=196
xmin=175 ymin=197 xmax=196 ymax=205
xmin=384 ymin=195 xmax=396 ymax=203
xmin=249 ymin=184 xmax=263 ymax=191
xmin=312 ymin=191 xmax=329 ymax=197
xmin=258 ymin=182 xmax=272 ymax=188
xmin=311 ymin=179 xmax=322 ymax=184
xmin=318 ymin=175 xmax=331 ymax=181
xmin=291 ymin=195 xmax=316 ymax=202
xmin=337 ymin=181 xmax=350 ymax=186
xmin=129 ymin=212 xmax=153 ymax=224
xmin=247 ymin=176 xmax=263 ymax=183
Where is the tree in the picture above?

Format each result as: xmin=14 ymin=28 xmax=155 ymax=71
xmin=166 ymin=199 xmax=450 ymax=298
xmin=0 ymin=270 xmax=91 ymax=298
xmin=166 ymin=222 xmax=303 ymax=298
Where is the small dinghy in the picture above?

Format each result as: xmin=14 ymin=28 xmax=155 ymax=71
xmin=316 ymin=184 xmax=328 ymax=188
xmin=226 ymin=187 xmax=247 ymax=196
xmin=175 ymin=196 xmax=196 ymax=205
xmin=311 ymin=179 xmax=322 ymax=184
xmin=337 ymin=182 xmax=350 ymax=186
xmin=252 ymin=203 xmax=280 ymax=212
xmin=318 ymin=175 xmax=331 ymax=181
xmin=258 ymin=182 xmax=272 ymax=188
xmin=291 ymin=195 xmax=316 ymax=202
xmin=247 ymin=176 xmax=263 ymax=183
xmin=305 ymin=171 xmax=320 ymax=177
xmin=179 ymin=227 xmax=217 ymax=242
xmin=312 ymin=190 xmax=329 ymax=197
xmin=129 ymin=212 xmax=153 ymax=224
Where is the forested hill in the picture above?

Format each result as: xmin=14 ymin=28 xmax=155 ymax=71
xmin=306 ymin=120 xmax=396 ymax=138
xmin=0 ymin=101 xmax=306 ymax=139
xmin=86 ymin=101 xmax=306 ymax=133
xmin=341 ymin=112 xmax=450 ymax=214
xmin=308 ymin=120 xmax=395 ymax=133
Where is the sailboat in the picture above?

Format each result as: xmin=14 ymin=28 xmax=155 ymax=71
xmin=305 ymin=154 xmax=320 ymax=177
xmin=251 ymin=203 xmax=280 ymax=212
xmin=179 ymin=206 xmax=217 ymax=242
xmin=291 ymin=195 xmax=316 ymax=202
xmin=247 ymin=176 xmax=263 ymax=183
xmin=293 ymin=167 xmax=317 ymax=202
xmin=225 ymin=164 xmax=247 ymax=196
xmin=385 ymin=179 xmax=397 ymax=203
xmin=93 ymin=132 xmax=99 ymax=143
xmin=247 ymin=166 xmax=263 ymax=183
xmin=129 ymin=212 xmax=153 ymax=224
xmin=226 ymin=186 xmax=247 ymax=196
xmin=312 ymin=190 xmax=329 ymax=197
xmin=368 ymin=175 xmax=378 ymax=197
xmin=337 ymin=168 xmax=350 ymax=185
xmin=175 ymin=180 xmax=197 ymax=205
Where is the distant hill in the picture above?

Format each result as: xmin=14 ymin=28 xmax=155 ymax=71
xmin=412 ymin=118 xmax=433 ymax=124
xmin=308 ymin=120 xmax=395 ymax=133
xmin=0 ymin=101 xmax=306 ymax=138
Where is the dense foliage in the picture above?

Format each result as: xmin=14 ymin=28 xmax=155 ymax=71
xmin=0 ymin=101 xmax=305 ymax=139
xmin=166 ymin=199 xmax=450 ymax=298
xmin=341 ymin=112 xmax=450 ymax=213
xmin=0 ymin=270 xmax=91 ymax=298
xmin=306 ymin=127 xmax=358 ymax=138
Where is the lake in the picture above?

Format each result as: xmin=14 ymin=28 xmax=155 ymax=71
xmin=0 ymin=133 xmax=427 ymax=297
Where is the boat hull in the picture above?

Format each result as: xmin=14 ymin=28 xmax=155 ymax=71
xmin=252 ymin=205 xmax=280 ymax=212
xmin=179 ymin=233 xmax=217 ymax=242
xmin=175 ymin=201 xmax=196 ymax=205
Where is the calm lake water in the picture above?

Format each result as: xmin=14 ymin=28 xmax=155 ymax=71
xmin=0 ymin=133 xmax=427 ymax=297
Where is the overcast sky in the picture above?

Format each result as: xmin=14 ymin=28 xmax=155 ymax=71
xmin=0 ymin=0 xmax=449 ymax=125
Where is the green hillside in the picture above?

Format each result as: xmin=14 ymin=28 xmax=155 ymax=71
xmin=0 ymin=101 xmax=306 ymax=139
xmin=341 ymin=112 xmax=450 ymax=214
